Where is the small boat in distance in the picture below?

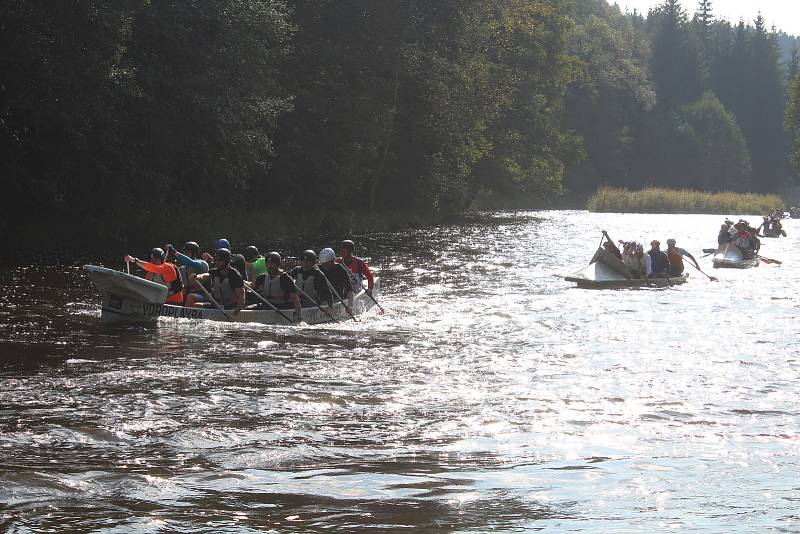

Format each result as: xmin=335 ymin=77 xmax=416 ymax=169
xmin=84 ymin=265 xmax=379 ymax=325
xmin=565 ymin=248 xmax=688 ymax=289
xmin=711 ymin=243 xmax=759 ymax=269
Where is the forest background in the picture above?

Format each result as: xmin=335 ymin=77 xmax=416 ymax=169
xmin=4 ymin=0 xmax=800 ymax=249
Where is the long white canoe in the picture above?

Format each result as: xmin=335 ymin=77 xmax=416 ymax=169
xmin=84 ymin=265 xmax=379 ymax=325
xmin=565 ymin=247 xmax=688 ymax=289
xmin=712 ymin=243 xmax=759 ymax=269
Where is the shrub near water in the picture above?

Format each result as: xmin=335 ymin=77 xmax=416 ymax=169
xmin=587 ymin=187 xmax=786 ymax=214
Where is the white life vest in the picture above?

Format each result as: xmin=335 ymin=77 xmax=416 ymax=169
xmin=295 ymin=270 xmax=318 ymax=301
xmin=259 ymin=272 xmax=288 ymax=304
xmin=212 ymin=273 xmax=237 ymax=305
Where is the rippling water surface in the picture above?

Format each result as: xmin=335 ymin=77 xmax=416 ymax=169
xmin=1 ymin=211 xmax=799 ymax=532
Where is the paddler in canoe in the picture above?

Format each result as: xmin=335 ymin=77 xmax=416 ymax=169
xmin=665 ymin=238 xmax=699 ymax=277
xmin=187 ymin=248 xmax=246 ymax=316
xmin=250 ymin=251 xmax=303 ymax=322
xmin=600 ymin=230 xmax=622 ymax=259
xmin=124 ymin=247 xmax=185 ymax=305
xmin=646 ymin=240 xmax=670 ymax=279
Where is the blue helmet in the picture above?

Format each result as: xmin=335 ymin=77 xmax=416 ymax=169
xmin=214 ymin=238 xmax=231 ymax=251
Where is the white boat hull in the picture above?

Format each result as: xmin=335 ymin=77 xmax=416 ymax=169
xmin=712 ymin=243 xmax=759 ymax=269
xmin=84 ymin=265 xmax=379 ymax=325
xmin=565 ymin=248 xmax=688 ymax=289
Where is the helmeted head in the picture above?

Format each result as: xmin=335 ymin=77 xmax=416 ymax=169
xmin=214 ymin=247 xmax=232 ymax=268
xmin=301 ymin=250 xmax=317 ymax=268
xmin=666 ymin=238 xmax=676 ymax=247
xmin=650 ymin=240 xmax=660 ymax=249
xmin=339 ymin=239 xmax=355 ymax=258
xmin=231 ymin=254 xmax=246 ymax=276
xmin=319 ymin=248 xmax=336 ymax=265
xmin=150 ymin=247 xmax=165 ymax=264
xmin=183 ymin=241 xmax=200 ymax=259
xmin=721 ymin=224 xmax=729 ymax=230
xmin=242 ymin=245 xmax=259 ymax=263
xmin=214 ymin=238 xmax=231 ymax=251
xmin=267 ymin=251 xmax=282 ymax=269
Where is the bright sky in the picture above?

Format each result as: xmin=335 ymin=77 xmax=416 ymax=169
xmin=610 ymin=0 xmax=800 ymax=36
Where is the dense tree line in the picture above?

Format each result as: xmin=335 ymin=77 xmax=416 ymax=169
xmin=1 ymin=1 xmax=798 ymax=248
xmin=565 ymin=0 xmax=798 ymax=196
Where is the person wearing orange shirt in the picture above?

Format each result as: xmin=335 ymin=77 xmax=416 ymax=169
xmin=124 ymin=248 xmax=185 ymax=305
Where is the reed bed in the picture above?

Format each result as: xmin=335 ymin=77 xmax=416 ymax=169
xmin=587 ymin=187 xmax=785 ymax=215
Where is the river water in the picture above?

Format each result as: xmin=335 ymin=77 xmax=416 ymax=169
xmin=1 ymin=211 xmax=799 ymax=533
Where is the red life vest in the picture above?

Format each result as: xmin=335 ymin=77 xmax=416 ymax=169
xmin=667 ymin=248 xmax=684 ymax=272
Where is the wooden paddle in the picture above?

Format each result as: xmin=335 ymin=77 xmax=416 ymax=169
xmin=363 ymin=287 xmax=385 ymax=314
xmin=686 ymin=259 xmax=718 ymax=281
xmin=290 ymin=275 xmax=339 ymax=323
xmin=195 ymin=281 xmax=233 ymax=321
xmin=319 ymin=268 xmax=358 ymax=322
xmin=758 ymin=255 xmax=782 ymax=265
xmin=244 ymin=286 xmax=294 ymax=324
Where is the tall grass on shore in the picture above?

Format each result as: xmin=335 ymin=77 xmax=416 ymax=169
xmin=587 ymin=187 xmax=785 ymax=214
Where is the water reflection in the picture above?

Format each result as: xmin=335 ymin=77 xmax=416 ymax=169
xmin=1 ymin=211 xmax=799 ymax=531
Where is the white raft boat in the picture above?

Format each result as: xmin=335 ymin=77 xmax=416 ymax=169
xmin=84 ymin=265 xmax=379 ymax=325
xmin=564 ymin=247 xmax=688 ymax=289
xmin=712 ymin=243 xmax=759 ymax=269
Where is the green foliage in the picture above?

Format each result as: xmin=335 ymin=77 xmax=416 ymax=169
xmin=675 ymin=92 xmax=751 ymax=191
xmin=787 ymin=74 xmax=800 ymax=172
xmin=564 ymin=0 xmax=654 ymax=192
xmin=588 ymin=186 xmax=785 ymax=214
xmin=2 ymin=0 xmax=799 ymax=249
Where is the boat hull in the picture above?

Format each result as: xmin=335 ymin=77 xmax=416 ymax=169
xmin=84 ymin=265 xmax=379 ymax=325
xmin=712 ymin=243 xmax=759 ymax=268
xmin=564 ymin=248 xmax=688 ymax=289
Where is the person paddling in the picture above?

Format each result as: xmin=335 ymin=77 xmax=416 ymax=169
xmin=289 ymin=250 xmax=332 ymax=308
xmin=124 ymin=248 xmax=185 ymax=305
xmin=337 ymin=239 xmax=375 ymax=295
xmin=188 ymin=248 xmax=245 ymax=316
xmin=731 ymin=222 xmax=757 ymax=259
xmin=647 ymin=240 xmax=670 ymax=278
xmin=251 ymin=252 xmax=303 ymax=322
xmin=243 ymin=245 xmax=267 ymax=282
xmin=665 ymin=238 xmax=699 ymax=277
xmin=718 ymin=223 xmax=733 ymax=245
xmin=319 ymin=247 xmax=354 ymax=315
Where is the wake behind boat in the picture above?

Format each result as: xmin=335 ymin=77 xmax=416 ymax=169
xmin=565 ymin=247 xmax=688 ymax=289
xmin=84 ymin=265 xmax=379 ymax=325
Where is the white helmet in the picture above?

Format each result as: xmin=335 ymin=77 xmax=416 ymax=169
xmin=319 ymin=247 xmax=336 ymax=263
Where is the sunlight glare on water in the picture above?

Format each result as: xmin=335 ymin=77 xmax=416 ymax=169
xmin=1 ymin=211 xmax=799 ymax=532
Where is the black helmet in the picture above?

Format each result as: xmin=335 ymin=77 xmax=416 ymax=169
xmin=183 ymin=241 xmax=200 ymax=257
xmin=340 ymin=239 xmax=355 ymax=251
xmin=267 ymin=251 xmax=282 ymax=264
xmin=214 ymin=247 xmax=232 ymax=263
xmin=231 ymin=254 xmax=246 ymax=274
xmin=242 ymin=245 xmax=259 ymax=262
xmin=150 ymin=247 xmax=165 ymax=260
xmin=301 ymin=249 xmax=317 ymax=262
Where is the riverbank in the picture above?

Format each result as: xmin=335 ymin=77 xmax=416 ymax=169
xmin=587 ymin=187 xmax=785 ymax=214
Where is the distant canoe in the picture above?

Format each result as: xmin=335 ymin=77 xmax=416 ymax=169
xmin=712 ymin=243 xmax=759 ymax=268
xmin=760 ymin=228 xmax=786 ymax=238
xmin=565 ymin=247 xmax=688 ymax=289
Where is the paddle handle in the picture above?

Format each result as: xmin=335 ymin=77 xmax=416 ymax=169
xmin=292 ymin=280 xmax=338 ymax=322
xmin=196 ymin=281 xmax=232 ymax=321
xmin=321 ymin=270 xmax=357 ymax=322
xmin=245 ymin=286 xmax=294 ymax=324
